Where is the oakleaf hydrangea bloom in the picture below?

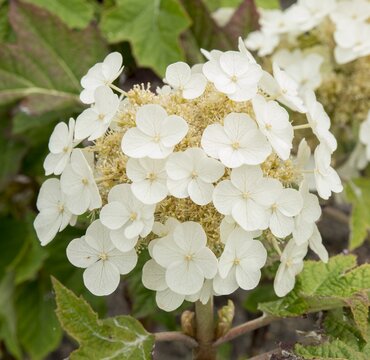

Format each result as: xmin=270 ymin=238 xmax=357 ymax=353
xmin=75 ymin=86 xmax=120 ymax=141
xmin=201 ymin=112 xmax=271 ymax=167
xmin=44 ymin=118 xmax=77 ymax=176
xmin=60 ymin=149 xmax=102 ymax=215
xmin=34 ymin=178 xmax=76 ymax=246
xmin=80 ymin=52 xmax=123 ymax=104
xmin=152 ymin=222 xmax=218 ymax=295
xmin=214 ymin=229 xmax=267 ymax=295
xmin=202 ymin=50 xmax=262 ymax=101
xmin=274 ymin=239 xmax=307 ymax=297
xmin=126 ymin=158 xmax=168 ymax=204
xmin=164 ymin=61 xmax=207 ymax=99
xmin=166 ymin=148 xmax=224 ymax=205
xmin=121 ymin=104 xmax=188 ymax=159
xmin=34 ymin=46 xmax=341 ymax=309
xmin=100 ymin=184 xmax=155 ymax=252
xmin=66 ymin=220 xmax=137 ymax=296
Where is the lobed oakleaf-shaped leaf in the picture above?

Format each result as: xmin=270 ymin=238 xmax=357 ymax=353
xmin=52 ymin=277 xmax=154 ymax=360
xmin=100 ymin=0 xmax=191 ymax=76
xmin=345 ymin=178 xmax=370 ymax=250
xmin=22 ymin=0 xmax=95 ymax=29
xmin=0 ymin=0 xmax=107 ymax=114
xmin=259 ymin=255 xmax=370 ymax=317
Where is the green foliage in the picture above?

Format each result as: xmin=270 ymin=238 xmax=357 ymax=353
xmin=0 ymin=0 xmax=107 ymax=114
xmin=259 ymin=255 xmax=370 ymax=317
xmin=101 ymin=0 xmax=191 ymax=76
xmin=295 ymin=309 xmax=370 ymax=359
xmin=23 ymin=0 xmax=95 ymax=29
xmin=244 ymin=283 xmax=278 ymax=313
xmin=345 ymin=178 xmax=370 ymax=249
xmin=53 ymin=278 xmax=155 ymax=360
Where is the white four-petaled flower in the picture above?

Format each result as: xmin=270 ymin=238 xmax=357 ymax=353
xmin=166 ymin=148 xmax=224 ymax=205
xmin=252 ymin=95 xmax=293 ymax=160
xmin=213 ymin=228 xmax=267 ymax=295
xmin=152 ymin=221 xmax=218 ymax=295
xmin=75 ymin=86 xmax=120 ymax=141
xmin=80 ymin=52 xmax=123 ymax=104
xmin=274 ymin=239 xmax=307 ymax=297
xmin=201 ymin=112 xmax=272 ymax=167
xmin=34 ymin=178 xmax=76 ymax=246
xmin=66 ymin=220 xmax=137 ymax=296
xmin=60 ymin=149 xmax=102 ymax=215
xmin=121 ymin=104 xmax=188 ymax=159
xmin=100 ymin=184 xmax=155 ymax=252
xmin=164 ymin=62 xmax=207 ymax=99
xmin=202 ymin=50 xmax=262 ymax=101
xmin=213 ymin=165 xmax=281 ymax=231
xmin=44 ymin=118 xmax=77 ymax=176
xmin=126 ymin=158 xmax=168 ymax=204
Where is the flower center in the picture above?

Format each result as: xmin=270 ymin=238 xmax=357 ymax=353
xmin=58 ymin=203 xmax=64 ymax=213
xmin=231 ymin=141 xmax=240 ymax=150
xmin=242 ymin=191 xmax=250 ymax=199
xmin=98 ymin=113 xmax=105 ymax=121
xmin=153 ymin=135 xmax=161 ymax=143
xmin=230 ymin=75 xmax=238 ymax=83
xmin=82 ymin=178 xmax=89 ymax=185
xmin=185 ymin=253 xmax=194 ymax=262
xmin=265 ymin=123 xmax=272 ymax=130
xmin=130 ymin=212 xmax=138 ymax=221
xmin=286 ymin=259 xmax=293 ymax=267
xmin=99 ymin=252 xmax=108 ymax=261
xmin=233 ymin=258 xmax=240 ymax=265
xmin=191 ymin=170 xmax=198 ymax=179
xmin=146 ymin=172 xmax=157 ymax=182
xmin=63 ymin=146 xmax=69 ymax=153
xmin=271 ymin=203 xmax=278 ymax=211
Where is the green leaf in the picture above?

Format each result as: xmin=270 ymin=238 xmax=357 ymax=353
xmin=347 ymin=293 xmax=369 ymax=341
xmin=345 ymin=179 xmax=370 ymax=250
xmin=100 ymin=0 xmax=191 ymax=76
xmin=0 ymin=273 xmax=22 ymax=359
xmin=295 ymin=339 xmax=369 ymax=360
xmin=255 ymin=0 xmax=280 ymax=9
xmin=203 ymin=0 xmax=243 ymax=11
xmin=15 ymin=277 xmax=63 ymax=360
xmin=23 ymin=0 xmax=95 ymax=29
xmin=259 ymin=255 xmax=370 ymax=317
xmin=52 ymin=277 xmax=155 ymax=360
xmin=0 ymin=0 xmax=107 ymax=114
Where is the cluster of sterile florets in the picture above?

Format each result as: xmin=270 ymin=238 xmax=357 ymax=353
xmin=243 ymin=0 xmax=370 ymax=171
xmin=34 ymin=42 xmax=342 ymax=311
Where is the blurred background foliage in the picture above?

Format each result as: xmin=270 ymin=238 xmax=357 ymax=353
xmin=0 ymin=0 xmax=280 ymax=358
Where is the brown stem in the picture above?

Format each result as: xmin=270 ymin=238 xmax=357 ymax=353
xmin=154 ymin=331 xmax=198 ymax=348
xmin=213 ymin=314 xmax=277 ymax=347
xmin=193 ymin=299 xmax=217 ymax=360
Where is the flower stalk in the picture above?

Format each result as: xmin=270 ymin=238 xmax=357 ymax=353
xmin=193 ymin=298 xmax=216 ymax=360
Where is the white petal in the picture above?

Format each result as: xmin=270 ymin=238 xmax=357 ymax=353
xmin=152 ymin=236 xmax=183 ymax=268
xmin=201 ymin=124 xmax=230 ymax=159
xmin=213 ymin=180 xmax=241 ymax=215
xmin=108 ymin=247 xmax=138 ymax=274
xmin=100 ymin=201 xmax=129 ymax=230
xmin=48 ymin=122 xmax=69 ymax=153
xmin=308 ymin=225 xmax=328 ymax=263
xmin=160 ymin=115 xmax=188 ymax=147
xmin=165 ymin=62 xmax=191 ymax=88
xmin=142 ymin=259 xmax=167 ymax=291
xmin=232 ymin=199 xmax=267 ymax=231
xmin=173 ymin=221 xmax=207 ymax=253
xmin=182 ymin=73 xmax=207 ymax=99
xmin=156 ymin=288 xmax=185 ymax=312
xmin=194 ymin=247 xmax=218 ymax=279
xmin=269 ymin=211 xmax=294 ymax=238
xmin=235 ymin=266 xmax=261 ymax=290
xmin=34 ymin=209 xmax=62 ymax=246
xmin=83 ymin=260 xmax=120 ymax=296
xmin=213 ymin=270 xmax=239 ymax=295
xmin=131 ymin=180 xmax=168 ymax=204
xmin=274 ymin=263 xmax=295 ymax=297
xmin=66 ymin=237 xmax=99 ymax=268
xmin=188 ymin=179 xmax=214 ymax=205
xmin=166 ymin=261 xmax=204 ymax=295
xmin=110 ymin=228 xmax=138 ymax=252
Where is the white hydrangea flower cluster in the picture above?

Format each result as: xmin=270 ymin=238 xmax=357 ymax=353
xmin=244 ymin=0 xmax=370 ymax=168
xmin=34 ymin=44 xmax=342 ymax=311
xmin=245 ymin=0 xmax=370 ymax=64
